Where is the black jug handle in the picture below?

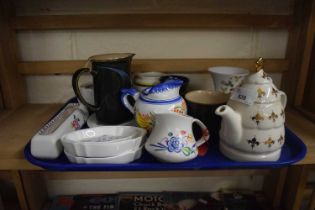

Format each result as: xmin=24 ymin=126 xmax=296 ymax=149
xmin=72 ymin=67 xmax=131 ymax=112
xmin=72 ymin=68 xmax=99 ymax=111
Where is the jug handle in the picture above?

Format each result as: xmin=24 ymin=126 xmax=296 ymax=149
xmin=121 ymin=88 xmax=140 ymax=114
xmin=73 ymin=67 xmax=131 ymax=112
xmin=279 ymin=91 xmax=287 ymax=108
xmin=72 ymin=68 xmax=99 ymax=111
xmin=192 ymin=119 xmax=210 ymax=147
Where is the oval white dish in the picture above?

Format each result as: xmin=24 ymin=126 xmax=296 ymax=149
xmin=61 ymin=126 xmax=146 ymax=158
xmin=64 ymin=146 xmax=143 ymax=164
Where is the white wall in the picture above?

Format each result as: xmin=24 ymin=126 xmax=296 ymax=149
xmin=15 ymin=0 xmax=290 ymax=197
xmin=18 ymin=29 xmax=287 ymax=103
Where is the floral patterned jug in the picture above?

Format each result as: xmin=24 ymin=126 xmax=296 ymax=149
xmin=121 ymin=79 xmax=187 ymax=131
xmin=215 ymin=58 xmax=287 ymax=162
xmin=145 ymin=112 xmax=209 ymax=162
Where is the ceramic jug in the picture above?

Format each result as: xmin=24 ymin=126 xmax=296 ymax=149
xmin=215 ymin=58 xmax=287 ymax=162
xmin=145 ymin=113 xmax=209 ymax=162
xmin=121 ymin=79 xmax=187 ymax=131
xmin=72 ymin=53 xmax=135 ymax=124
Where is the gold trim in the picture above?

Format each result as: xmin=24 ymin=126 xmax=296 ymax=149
xmin=85 ymin=53 xmax=135 ymax=69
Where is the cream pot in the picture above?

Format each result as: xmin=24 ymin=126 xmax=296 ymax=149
xmin=121 ymin=79 xmax=187 ymax=131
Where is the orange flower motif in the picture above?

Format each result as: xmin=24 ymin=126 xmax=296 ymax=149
xmin=187 ymin=134 xmax=193 ymax=142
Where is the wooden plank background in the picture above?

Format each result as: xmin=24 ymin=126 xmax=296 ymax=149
xmin=19 ymin=58 xmax=289 ymax=75
xmin=0 ymin=0 xmax=26 ymax=109
xmin=12 ymin=14 xmax=292 ymax=30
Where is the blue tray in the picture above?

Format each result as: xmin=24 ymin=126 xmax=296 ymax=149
xmin=24 ymin=98 xmax=307 ymax=171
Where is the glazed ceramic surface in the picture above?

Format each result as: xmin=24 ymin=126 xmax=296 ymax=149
xmin=134 ymin=72 xmax=165 ymax=86
xmin=72 ymin=53 xmax=134 ymax=124
xmin=185 ymin=90 xmax=229 ymax=140
xmin=215 ymin=69 xmax=287 ymax=162
xmin=121 ymin=79 xmax=187 ymax=131
xmin=145 ymin=113 xmax=209 ymax=163
xmin=61 ymin=126 xmax=146 ymax=157
xmin=87 ymin=113 xmax=136 ymax=128
xmin=64 ymin=146 xmax=143 ymax=164
xmin=208 ymin=66 xmax=249 ymax=94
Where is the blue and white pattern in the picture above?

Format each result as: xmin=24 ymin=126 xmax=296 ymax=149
xmin=142 ymin=79 xmax=183 ymax=96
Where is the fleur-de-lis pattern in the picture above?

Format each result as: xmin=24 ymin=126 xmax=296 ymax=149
xmin=245 ymin=135 xmax=284 ymax=150
xmin=280 ymin=110 xmax=285 ymax=118
xmin=272 ymin=88 xmax=278 ymax=97
xmin=251 ymin=113 xmax=264 ymax=125
xmin=248 ymin=137 xmax=259 ymax=149
xmin=257 ymin=88 xmax=266 ymax=99
xmin=264 ymin=137 xmax=275 ymax=148
xmin=278 ymin=135 xmax=284 ymax=145
xmin=268 ymin=111 xmax=278 ymax=122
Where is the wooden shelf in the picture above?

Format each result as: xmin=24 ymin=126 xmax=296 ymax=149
xmin=12 ymin=14 xmax=292 ymax=30
xmin=0 ymin=103 xmax=313 ymax=170
xmin=285 ymin=108 xmax=315 ymax=165
xmin=0 ymin=104 xmax=61 ymax=170
xmin=19 ymin=59 xmax=289 ymax=75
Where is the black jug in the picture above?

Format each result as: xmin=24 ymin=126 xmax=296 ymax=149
xmin=72 ymin=53 xmax=135 ymax=124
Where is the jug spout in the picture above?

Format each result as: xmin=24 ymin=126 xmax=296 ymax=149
xmin=215 ymin=105 xmax=242 ymax=144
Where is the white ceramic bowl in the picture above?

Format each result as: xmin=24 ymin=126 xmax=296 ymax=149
xmin=64 ymin=146 xmax=143 ymax=164
xmin=61 ymin=126 xmax=147 ymax=157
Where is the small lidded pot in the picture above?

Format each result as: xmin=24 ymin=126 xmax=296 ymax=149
xmin=121 ymin=79 xmax=187 ymax=131
xmin=215 ymin=58 xmax=287 ymax=162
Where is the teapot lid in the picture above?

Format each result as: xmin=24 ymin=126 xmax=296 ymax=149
xmin=244 ymin=69 xmax=273 ymax=85
xmin=243 ymin=57 xmax=273 ymax=85
xmin=230 ymin=58 xmax=284 ymax=104
xmin=141 ymin=79 xmax=183 ymax=101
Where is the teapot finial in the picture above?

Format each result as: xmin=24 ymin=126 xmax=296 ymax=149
xmin=255 ymin=57 xmax=264 ymax=72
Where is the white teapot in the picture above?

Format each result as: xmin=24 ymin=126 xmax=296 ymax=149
xmin=215 ymin=58 xmax=287 ymax=161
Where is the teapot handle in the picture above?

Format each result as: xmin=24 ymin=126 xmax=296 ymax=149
xmin=120 ymin=88 xmax=140 ymax=114
xmin=279 ymin=91 xmax=287 ymax=108
xmin=192 ymin=119 xmax=210 ymax=147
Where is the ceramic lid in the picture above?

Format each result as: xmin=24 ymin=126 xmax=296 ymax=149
xmin=141 ymin=79 xmax=183 ymax=101
xmin=230 ymin=58 xmax=286 ymax=105
xmin=244 ymin=69 xmax=273 ymax=85
xmin=230 ymin=69 xmax=282 ymax=104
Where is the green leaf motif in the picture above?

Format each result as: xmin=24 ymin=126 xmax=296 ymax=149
xmin=182 ymin=147 xmax=194 ymax=156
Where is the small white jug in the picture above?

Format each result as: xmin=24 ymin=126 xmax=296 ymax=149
xmin=145 ymin=113 xmax=209 ymax=163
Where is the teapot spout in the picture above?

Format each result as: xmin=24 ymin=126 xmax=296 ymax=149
xmin=215 ymin=105 xmax=242 ymax=144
